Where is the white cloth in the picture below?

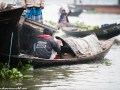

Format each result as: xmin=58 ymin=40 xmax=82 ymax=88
xmin=49 ymin=50 xmax=57 ymax=59
xmin=0 ymin=1 xmax=7 ymax=11
xmin=65 ymin=34 xmax=102 ymax=55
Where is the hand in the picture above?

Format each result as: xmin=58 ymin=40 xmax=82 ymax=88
xmin=56 ymin=39 xmax=62 ymax=45
xmin=40 ymin=6 xmax=44 ymax=9
xmin=22 ymin=5 xmax=26 ymax=9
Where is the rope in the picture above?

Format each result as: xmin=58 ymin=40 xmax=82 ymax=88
xmin=8 ymin=32 xmax=14 ymax=68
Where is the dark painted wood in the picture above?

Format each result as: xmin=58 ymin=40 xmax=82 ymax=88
xmin=0 ymin=7 xmax=24 ymax=55
xmin=118 ymin=0 xmax=120 ymax=4
xmin=69 ymin=9 xmax=83 ymax=16
xmin=62 ymin=23 xmax=120 ymax=39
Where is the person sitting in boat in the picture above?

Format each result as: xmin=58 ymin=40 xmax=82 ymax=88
xmin=58 ymin=8 xmax=74 ymax=28
xmin=32 ymin=28 xmax=62 ymax=59
xmin=58 ymin=8 xmax=70 ymax=23
xmin=21 ymin=0 xmax=44 ymax=23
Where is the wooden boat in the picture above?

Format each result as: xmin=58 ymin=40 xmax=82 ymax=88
xmin=0 ymin=6 xmax=24 ymax=26
xmin=0 ymin=16 xmax=115 ymax=68
xmin=61 ymin=23 xmax=120 ymax=39
xmin=0 ymin=7 xmax=24 ymax=55
xmin=0 ymin=34 xmax=115 ymax=68
xmin=69 ymin=8 xmax=83 ymax=16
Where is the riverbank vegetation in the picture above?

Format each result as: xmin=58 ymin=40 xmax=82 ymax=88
xmin=44 ymin=20 xmax=100 ymax=31
xmin=74 ymin=21 xmax=100 ymax=30
xmin=0 ymin=61 xmax=33 ymax=79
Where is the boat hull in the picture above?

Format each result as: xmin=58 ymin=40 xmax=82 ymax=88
xmin=0 ymin=38 xmax=114 ymax=68
xmin=62 ymin=24 xmax=120 ymax=39
xmin=0 ymin=7 xmax=24 ymax=55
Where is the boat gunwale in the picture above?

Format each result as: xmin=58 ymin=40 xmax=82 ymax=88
xmin=61 ymin=23 xmax=117 ymax=33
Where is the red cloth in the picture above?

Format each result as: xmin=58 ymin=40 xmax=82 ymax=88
xmin=37 ymin=34 xmax=53 ymax=40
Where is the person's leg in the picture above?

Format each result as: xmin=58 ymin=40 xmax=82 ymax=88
xmin=36 ymin=8 xmax=43 ymax=23
xmin=25 ymin=7 xmax=32 ymax=19
xmin=31 ymin=7 xmax=36 ymax=21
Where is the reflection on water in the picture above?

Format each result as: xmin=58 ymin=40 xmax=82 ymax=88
xmin=0 ymin=44 xmax=120 ymax=90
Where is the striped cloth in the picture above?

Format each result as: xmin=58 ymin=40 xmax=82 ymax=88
xmin=25 ymin=7 xmax=43 ymax=23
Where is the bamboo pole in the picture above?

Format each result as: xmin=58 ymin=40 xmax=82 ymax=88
xmin=8 ymin=32 xmax=14 ymax=68
xmin=25 ymin=19 xmax=57 ymax=31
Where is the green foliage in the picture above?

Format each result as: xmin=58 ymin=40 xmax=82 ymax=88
xmin=114 ymin=39 xmax=120 ymax=45
xmin=45 ymin=20 xmax=57 ymax=26
xmin=49 ymin=21 xmax=57 ymax=26
xmin=101 ymin=59 xmax=112 ymax=66
xmin=74 ymin=21 xmax=86 ymax=28
xmin=17 ymin=61 xmax=33 ymax=71
xmin=0 ymin=63 xmax=4 ymax=69
xmin=0 ymin=61 xmax=33 ymax=79
xmin=74 ymin=21 xmax=100 ymax=31
xmin=0 ymin=66 xmax=23 ymax=79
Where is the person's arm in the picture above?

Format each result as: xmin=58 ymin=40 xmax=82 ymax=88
xmin=67 ymin=10 xmax=71 ymax=15
xmin=40 ymin=0 xmax=44 ymax=9
xmin=50 ymin=40 xmax=61 ymax=56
